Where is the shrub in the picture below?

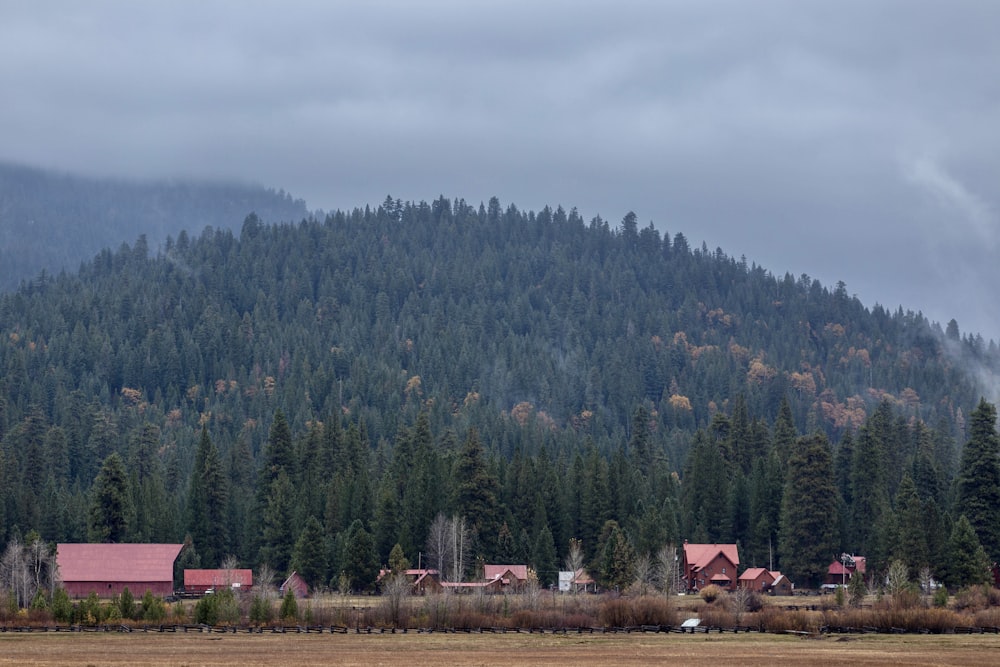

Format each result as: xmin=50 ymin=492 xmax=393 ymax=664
xmin=699 ymin=585 xmax=724 ymax=604
xmin=932 ymin=587 xmax=949 ymax=608
xmin=598 ymin=598 xmax=633 ymax=627
xmin=973 ymin=607 xmax=1000 ymax=629
xmin=194 ymin=594 xmax=219 ymax=625
xmin=756 ymin=607 xmax=821 ymax=634
xmin=954 ymin=586 xmax=989 ymax=612
xmin=630 ymin=596 xmax=676 ymax=626
xmin=249 ymin=595 xmax=273 ymax=625
xmin=140 ymin=591 xmax=167 ymax=622
xmin=699 ymin=606 xmax=735 ymax=628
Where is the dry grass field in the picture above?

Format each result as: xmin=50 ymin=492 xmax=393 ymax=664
xmin=3 ymin=631 xmax=1000 ymax=666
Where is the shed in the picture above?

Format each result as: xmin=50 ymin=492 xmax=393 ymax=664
xmin=184 ymin=569 xmax=254 ymax=595
xmin=56 ymin=543 xmax=183 ymax=598
xmin=771 ymin=573 xmax=794 ymax=596
xmin=280 ymin=571 xmax=309 ymax=599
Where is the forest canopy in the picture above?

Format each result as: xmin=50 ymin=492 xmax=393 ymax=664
xmin=1 ymin=195 xmax=999 ymax=592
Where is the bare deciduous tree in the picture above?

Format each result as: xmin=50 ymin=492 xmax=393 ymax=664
xmin=380 ymin=571 xmax=411 ymax=627
xmin=564 ymin=538 xmax=585 ymax=593
xmin=426 ymin=513 xmax=470 ymax=582
xmin=1 ymin=534 xmax=57 ymax=609
xmin=630 ymin=553 xmax=655 ymax=596
xmin=655 ymin=544 xmax=679 ymax=596
xmin=426 ymin=512 xmax=453 ymax=581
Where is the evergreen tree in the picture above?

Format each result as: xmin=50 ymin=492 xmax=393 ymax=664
xmin=892 ymin=473 xmax=928 ymax=576
xmin=595 ymin=519 xmax=635 ymax=591
xmin=388 ymin=543 xmax=410 ymax=573
xmin=850 ymin=403 xmax=892 ymax=561
xmin=778 ymin=434 xmax=839 ymax=587
xmin=945 ymin=515 xmax=990 ymax=588
xmin=87 ymin=452 xmax=135 ymax=543
xmin=956 ymin=399 xmax=1000 ymax=561
xmin=341 ymin=519 xmax=379 ymax=592
xmin=188 ymin=428 xmax=229 ymax=567
xmin=291 ymin=515 xmax=328 ymax=589
xmin=531 ymin=525 xmax=558 ymax=587
xmin=260 ymin=470 xmax=295 ymax=574
xmin=452 ymin=428 xmax=501 ymax=558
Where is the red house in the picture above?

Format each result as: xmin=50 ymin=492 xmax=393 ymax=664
xmin=184 ymin=569 xmax=254 ymax=595
xmin=56 ymin=543 xmax=183 ymax=598
xmin=483 ymin=564 xmax=529 ymax=590
xmin=825 ymin=555 xmax=866 ymax=588
xmin=738 ymin=567 xmax=776 ymax=591
xmin=377 ymin=568 xmax=442 ymax=595
xmin=681 ymin=542 xmax=740 ymax=591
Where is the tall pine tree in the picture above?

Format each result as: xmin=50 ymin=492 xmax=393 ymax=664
xmin=956 ymin=399 xmax=1000 ymax=562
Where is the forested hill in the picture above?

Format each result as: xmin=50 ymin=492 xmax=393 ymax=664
xmin=2 ymin=195 xmax=999 ymax=590
xmin=0 ymin=162 xmax=310 ymax=292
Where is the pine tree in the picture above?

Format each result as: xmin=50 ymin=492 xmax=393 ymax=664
xmin=188 ymin=428 xmax=229 ymax=567
xmin=945 ymin=515 xmax=990 ymax=588
xmin=893 ymin=473 xmax=928 ymax=576
xmin=850 ymin=403 xmax=892 ymax=560
xmin=87 ymin=452 xmax=135 ymax=543
xmin=532 ymin=525 xmax=558 ymax=587
xmin=452 ymin=428 xmax=501 ymax=558
xmin=956 ymin=399 xmax=1000 ymax=561
xmin=596 ymin=519 xmax=635 ymax=591
xmin=291 ymin=515 xmax=328 ymax=589
xmin=260 ymin=470 xmax=295 ymax=574
xmin=778 ymin=434 xmax=839 ymax=587
xmin=341 ymin=519 xmax=379 ymax=592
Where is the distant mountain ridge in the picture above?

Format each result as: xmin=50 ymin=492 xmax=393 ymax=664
xmin=0 ymin=162 xmax=311 ymax=291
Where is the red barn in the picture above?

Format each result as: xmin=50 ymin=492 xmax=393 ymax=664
xmin=56 ymin=543 xmax=183 ymax=598
xmin=184 ymin=569 xmax=254 ymax=595
xmin=280 ymin=571 xmax=309 ymax=599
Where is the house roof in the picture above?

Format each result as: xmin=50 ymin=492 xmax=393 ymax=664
xmin=828 ymin=556 xmax=866 ymax=576
xmin=57 ymin=543 xmax=183 ymax=583
xmin=184 ymin=569 xmax=253 ymax=587
xmin=738 ymin=567 xmax=772 ymax=581
xmin=683 ymin=543 xmax=740 ymax=571
xmin=484 ymin=564 xmax=528 ymax=581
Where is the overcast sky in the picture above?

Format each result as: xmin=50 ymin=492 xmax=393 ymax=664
xmin=3 ymin=1 xmax=999 ymax=339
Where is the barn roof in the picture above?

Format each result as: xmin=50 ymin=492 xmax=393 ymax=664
xmin=57 ymin=543 xmax=183 ymax=583
xmin=184 ymin=569 xmax=253 ymax=587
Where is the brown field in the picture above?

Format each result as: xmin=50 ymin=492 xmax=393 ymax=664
xmin=3 ymin=632 xmax=1000 ymax=666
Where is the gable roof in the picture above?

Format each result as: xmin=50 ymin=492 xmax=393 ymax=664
xmin=828 ymin=555 xmax=866 ymax=576
xmin=281 ymin=571 xmax=309 ymax=595
xmin=57 ymin=543 xmax=183 ymax=583
xmin=484 ymin=564 xmax=528 ymax=581
xmin=683 ymin=543 xmax=740 ymax=571
xmin=738 ymin=567 xmax=772 ymax=581
xmin=184 ymin=569 xmax=253 ymax=588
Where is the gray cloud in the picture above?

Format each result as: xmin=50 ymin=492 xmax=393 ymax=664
xmin=3 ymin=0 xmax=1000 ymax=338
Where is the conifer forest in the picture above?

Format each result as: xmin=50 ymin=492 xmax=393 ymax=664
xmin=3 ymin=194 xmax=1000 ymax=595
